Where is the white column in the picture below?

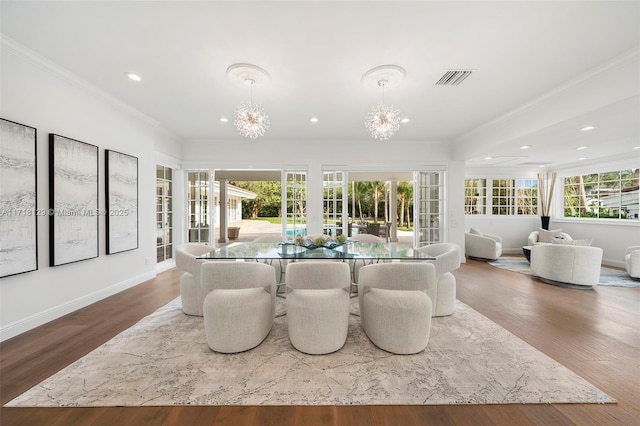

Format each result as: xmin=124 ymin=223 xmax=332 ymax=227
xmin=389 ymin=179 xmax=398 ymax=242
xmin=218 ymin=179 xmax=228 ymax=243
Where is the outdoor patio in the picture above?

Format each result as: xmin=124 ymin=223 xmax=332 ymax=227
xmin=216 ymin=220 xmax=414 ymax=247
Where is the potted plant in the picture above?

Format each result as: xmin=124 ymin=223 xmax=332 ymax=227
xmin=537 ymin=171 xmax=557 ymax=230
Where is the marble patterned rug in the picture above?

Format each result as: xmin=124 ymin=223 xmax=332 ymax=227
xmin=5 ymin=298 xmax=614 ymax=407
xmin=489 ymin=257 xmax=640 ymax=287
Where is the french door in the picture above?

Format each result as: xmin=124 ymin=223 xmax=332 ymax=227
xmin=282 ymin=170 xmax=307 ymax=238
xmin=322 ymin=171 xmax=348 ymax=236
xmin=413 ymin=171 xmax=444 ymax=247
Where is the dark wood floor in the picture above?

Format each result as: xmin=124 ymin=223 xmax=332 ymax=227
xmin=1 ymin=260 xmax=638 ymax=425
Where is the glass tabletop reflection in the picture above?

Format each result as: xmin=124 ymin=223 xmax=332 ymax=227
xmin=196 ymin=241 xmax=433 ymax=261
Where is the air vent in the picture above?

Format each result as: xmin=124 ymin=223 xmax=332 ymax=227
xmin=435 ymin=70 xmax=473 ymax=86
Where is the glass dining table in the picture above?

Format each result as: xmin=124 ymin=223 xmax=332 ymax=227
xmin=197 ymin=241 xmax=435 ymax=313
xmin=196 ymin=241 xmax=434 ymax=261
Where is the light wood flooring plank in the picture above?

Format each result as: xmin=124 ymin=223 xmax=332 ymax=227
xmin=1 ymin=260 xmax=638 ymax=425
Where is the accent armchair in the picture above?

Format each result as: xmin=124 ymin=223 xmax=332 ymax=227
xmin=175 ymin=243 xmax=214 ymax=316
xmin=624 ymin=246 xmax=640 ymax=279
xmin=358 ymin=262 xmax=436 ymax=354
xmin=530 ymin=244 xmax=603 ymax=288
xmin=465 ymin=229 xmax=502 ymax=261
xmin=201 ymin=261 xmax=276 ymax=353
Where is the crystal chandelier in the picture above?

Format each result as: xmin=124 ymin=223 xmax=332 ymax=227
xmin=234 ymin=78 xmax=270 ymax=139
xmin=365 ymin=80 xmax=401 ymax=140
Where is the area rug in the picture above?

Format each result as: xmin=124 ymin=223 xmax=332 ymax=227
xmin=5 ymin=298 xmax=614 ymax=407
xmin=489 ymin=257 xmax=640 ymax=287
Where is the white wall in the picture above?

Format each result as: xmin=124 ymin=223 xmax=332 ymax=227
xmin=0 ymin=40 xmax=181 ymax=340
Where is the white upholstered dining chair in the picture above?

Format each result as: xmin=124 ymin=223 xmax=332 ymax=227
xmin=414 ymin=243 xmax=460 ymax=316
xmin=285 ymin=261 xmax=351 ymax=354
xmin=358 ymin=262 xmax=436 ymax=354
xmin=201 ymin=261 xmax=276 ymax=353
xmin=175 ymin=243 xmax=214 ymax=316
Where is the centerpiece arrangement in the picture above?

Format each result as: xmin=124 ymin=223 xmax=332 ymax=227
xmin=295 ymin=233 xmax=348 ymax=249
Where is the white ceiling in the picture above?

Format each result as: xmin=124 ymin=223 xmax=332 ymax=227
xmin=1 ymin=1 xmax=639 ymax=169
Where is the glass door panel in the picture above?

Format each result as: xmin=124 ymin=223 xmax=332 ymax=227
xmin=323 ymin=171 xmax=347 ymax=236
xmin=414 ymin=171 xmax=444 ymax=247
xmin=283 ymin=170 xmax=307 ymax=239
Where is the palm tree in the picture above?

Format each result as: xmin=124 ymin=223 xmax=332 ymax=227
xmin=352 ymin=181 xmax=369 ymax=222
xmin=372 ymin=181 xmax=385 ymax=223
xmin=397 ymin=181 xmax=413 ymax=227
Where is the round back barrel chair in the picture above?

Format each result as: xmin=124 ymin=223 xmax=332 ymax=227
xmin=530 ymin=244 xmax=603 ymax=288
xmin=464 ymin=228 xmax=502 ymax=261
xmin=624 ymin=246 xmax=640 ymax=279
xmin=175 ymin=243 xmax=215 ymax=316
xmin=251 ymin=234 xmax=287 ymax=292
xmin=414 ymin=242 xmax=461 ymax=316
xmin=285 ymin=261 xmax=351 ymax=354
xmin=201 ymin=261 xmax=276 ymax=353
xmin=358 ymin=262 xmax=437 ymax=354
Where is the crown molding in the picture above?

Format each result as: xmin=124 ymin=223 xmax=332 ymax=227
xmin=456 ymin=47 xmax=640 ymax=143
xmin=155 ymin=152 xmax=182 ymax=170
xmin=1 ymin=35 xmax=177 ymax=139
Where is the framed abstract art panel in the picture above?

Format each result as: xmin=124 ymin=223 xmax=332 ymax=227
xmin=49 ymin=134 xmax=99 ymax=266
xmin=105 ymin=150 xmax=138 ymax=254
xmin=0 ymin=118 xmax=38 ymax=278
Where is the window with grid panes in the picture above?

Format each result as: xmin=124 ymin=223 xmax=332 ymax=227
xmin=156 ymin=165 xmax=173 ymax=262
xmin=464 ymin=179 xmax=486 ymax=215
xmin=187 ymin=171 xmax=210 ymax=243
xmin=564 ymin=169 xmax=639 ymax=219
xmin=492 ymin=179 xmax=515 ymax=215
xmin=465 ymin=178 xmax=538 ymax=216
xmin=516 ymin=178 xmax=538 ymax=215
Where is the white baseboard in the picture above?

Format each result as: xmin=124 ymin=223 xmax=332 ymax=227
xmin=157 ymin=259 xmax=176 ymax=273
xmin=0 ymin=270 xmax=157 ymax=342
xmin=603 ymin=258 xmax=625 ymax=269
xmin=502 ymin=248 xmax=523 ymax=255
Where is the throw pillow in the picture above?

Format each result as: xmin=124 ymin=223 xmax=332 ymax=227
xmin=538 ymin=228 xmax=562 ymax=243
xmin=551 ymin=236 xmax=571 ymax=245
xmin=469 ymin=227 xmax=482 ymax=235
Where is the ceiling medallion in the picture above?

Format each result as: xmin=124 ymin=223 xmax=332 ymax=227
xmin=227 ymin=64 xmax=271 ymax=139
xmin=362 ymin=65 xmax=406 ymax=140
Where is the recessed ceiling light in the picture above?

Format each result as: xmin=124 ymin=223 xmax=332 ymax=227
xmin=538 ymin=165 xmax=546 ymax=168
xmin=125 ymin=72 xmax=141 ymax=82
xmin=484 ymin=156 xmax=493 ymax=160
xmin=578 ymin=157 xmax=588 ymax=161
xmin=220 ymin=117 xmax=229 ymax=123
xmin=576 ymin=146 xmax=588 ymax=151
xmin=581 ymin=125 xmax=596 ymax=131
xmin=310 ymin=117 xmax=319 ymax=123
xmin=401 ymin=118 xmax=410 ymax=123
xmin=520 ymin=145 xmax=531 ymax=150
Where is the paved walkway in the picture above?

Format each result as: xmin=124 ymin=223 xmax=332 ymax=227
xmin=216 ymin=219 xmax=413 ymax=246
